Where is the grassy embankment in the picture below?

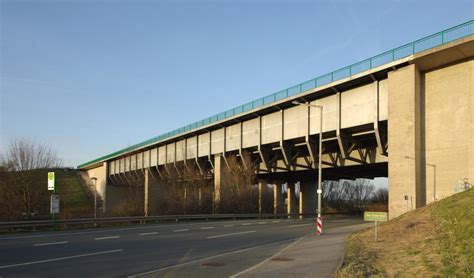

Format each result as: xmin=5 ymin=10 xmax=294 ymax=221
xmin=337 ymin=188 xmax=474 ymax=277
xmin=55 ymin=170 xmax=94 ymax=219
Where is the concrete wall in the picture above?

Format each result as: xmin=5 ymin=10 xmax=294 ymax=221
xmin=388 ymin=64 xmax=421 ymax=218
xmin=85 ymin=162 xmax=108 ymax=202
xmin=423 ymin=60 xmax=474 ymax=201
xmin=389 ymin=58 xmax=474 ymax=219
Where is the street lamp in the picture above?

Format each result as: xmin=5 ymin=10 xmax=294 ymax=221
xmin=292 ymin=100 xmax=323 ymax=232
xmin=91 ymin=177 xmax=98 ymax=221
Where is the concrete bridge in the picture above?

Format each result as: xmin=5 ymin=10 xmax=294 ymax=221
xmin=79 ymin=21 xmax=474 ymax=219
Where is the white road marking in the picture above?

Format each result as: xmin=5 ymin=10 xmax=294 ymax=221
xmin=0 ymin=220 xmax=229 ymax=240
xmin=0 ymin=249 xmax=123 ymax=269
xmin=272 ymin=220 xmax=280 ymax=223
xmin=173 ymin=229 xmax=189 ymax=232
xmin=330 ymin=219 xmax=349 ymax=223
xmin=242 ymin=223 xmax=251 ymax=226
xmin=129 ymin=238 xmax=298 ymax=277
xmin=33 ymin=241 xmax=68 ymax=247
xmin=94 ymin=236 xmax=119 ymax=240
xmin=206 ymin=230 xmax=256 ymax=239
xmin=139 ymin=232 xmax=158 ymax=236
xmin=288 ymin=223 xmax=313 ymax=228
xmin=224 ymin=225 xmax=234 ymax=227
xmin=258 ymin=222 xmax=267 ymax=224
xmin=0 ymin=219 xmax=278 ymax=241
xmin=200 ymin=227 xmax=214 ymax=230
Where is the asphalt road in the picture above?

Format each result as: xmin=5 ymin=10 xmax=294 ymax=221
xmin=0 ymin=217 xmax=364 ymax=277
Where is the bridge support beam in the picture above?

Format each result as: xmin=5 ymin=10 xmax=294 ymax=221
xmin=144 ymin=168 xmax=149 ymax=217
xmin=388 ymin=64 xmax=423 ymax=219
xmin=213 ymin=154 xmax=223 ymax=213
xmin=273 ymin=181 xmax=283 ymax=214
xmin=299 ymin=181 xmax=317 ymax=219
xmin=258 ymin=180 xmax=266 ymax=214
xmin=287 ymin=182 xmax=297 ymax=218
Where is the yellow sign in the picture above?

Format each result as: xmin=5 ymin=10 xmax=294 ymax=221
xmin=48 ymin=172 xmax=55 ymax=191
xmin=364 ymin=211 xmax=388 ymax=222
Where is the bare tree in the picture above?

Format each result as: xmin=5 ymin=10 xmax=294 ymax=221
xmin=0 ymin=139 xmax=62 ymax=220
xmin=220 ymin=152 xmax=258 ymax=213
xmin=322 ymin=179 xmax=376 ymax=213
xmin=347 ymin=179 xmax=375 ymax=211
xmin=372 ymin=188 xmax=388 ymax=203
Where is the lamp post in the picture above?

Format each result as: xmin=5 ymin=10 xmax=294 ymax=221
xmin=91 ymin=177 xmax=98 ymax=222
xmin=292 ymin=100 xmax=323 ymax=233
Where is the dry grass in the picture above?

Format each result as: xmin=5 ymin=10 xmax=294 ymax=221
xmin=336 ymin=188 xmax=474 ymax=277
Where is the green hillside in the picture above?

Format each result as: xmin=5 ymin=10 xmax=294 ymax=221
xmin=55 ymin=170 xmax=94 ymax=219
xmin=337 ymin=188 xmax=474 ymax=277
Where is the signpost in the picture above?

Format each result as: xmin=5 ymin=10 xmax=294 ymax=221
xmin=48 ymin=172 xmax=59 ymax=230
xmin=364 ymin=211 xmax=388 ymax=242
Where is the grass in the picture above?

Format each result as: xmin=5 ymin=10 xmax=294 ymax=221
xmin=55 ymin=170 xmax=94 ymax=219
xmin=336 ymin=188 xmax=474 ymax=277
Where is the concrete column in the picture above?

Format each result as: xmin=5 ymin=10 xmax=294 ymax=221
xmin=287 ymin=182 xmax=297 ymax=217
xmin=258 ymin=180 xmax=268 ymax=214
xmin=213 ymin=154 xmax=223 ymax=213
xmin=198 ymin=187 xmax=202 ymax=212
xmin=102 ymin=161 xmax=108 ymax=214
xmin=144 ymin=168 xmax=149 ymax=217
xmin=183 ymin=186 xmax=187 ymax=215
xmin=299 ymin=181 xmax=317 ymax=218
xmin=388 ymin=64 xmax=423 ymax=219
xmin=273 ymin=181 xmax=283 ymax=214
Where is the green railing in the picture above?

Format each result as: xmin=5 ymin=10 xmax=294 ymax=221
xmin=78 ymin=20 xmax=474 ymax=169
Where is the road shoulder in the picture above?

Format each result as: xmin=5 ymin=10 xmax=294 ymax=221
xmin=232 ymin=223 xmax=371 ymax=278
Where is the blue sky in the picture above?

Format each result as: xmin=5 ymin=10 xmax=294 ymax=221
xmin=1 ymin=0 xmax=473 ymax=167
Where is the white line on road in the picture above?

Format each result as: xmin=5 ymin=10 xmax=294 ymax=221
xmin=0 ymin=222 xmax=206 ymax=240
xmin=129 ymin=238 xmax=299 ymax=277
xmin=0 ymin=219 xmax=274 ymax=241
xmin=173 ymin=229 xmax=189 ymax=232
xmin=272 ymin=220 xmax=280 ymax=223
xmin=242 ymin=223 xmax=251 ymax=226
xmin=200 ymin=227 xmax=214 ymax=230
xmin=94 ymin=236 xmax=120 ymax=241
xmin=258 ymin=222 xmax=267 ymax=224
xmin=330 ymin=219 xmax=349 ymax=223
xmin=206 ymin=230 xmax=256 ymax=239
xmin=0 ymin=249 xmax=123 ymax=269
xmin=288 ymin=223 xmax=313 ymax=228
xmin=224 ymin=225 xmax=234 ymax=227
xmin=33 ymin=241 xmax=68 ymax=247
xmin=139 ymin=232 xmax=158 ymax=236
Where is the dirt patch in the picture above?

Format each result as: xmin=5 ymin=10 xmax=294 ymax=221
xmin=201 ymin=262 xmax=226 ymax=267
xmin=271 ymin=257 xmax=295 ymax=262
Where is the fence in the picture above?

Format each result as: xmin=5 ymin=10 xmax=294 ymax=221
xmin=0 ymin=213 xmax=354 ymax=231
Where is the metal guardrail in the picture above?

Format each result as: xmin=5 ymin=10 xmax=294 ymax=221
xmin=77 ymin=20 xmax=474 ymax=169
xmin=0 ymin=213 xmax=352 ymax=230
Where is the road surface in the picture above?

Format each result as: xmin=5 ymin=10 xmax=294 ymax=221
xmin=0 ymin=217 xmax=364 ymax=277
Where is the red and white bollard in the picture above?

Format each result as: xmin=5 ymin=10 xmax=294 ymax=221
xmin=316 ymin=216 xmax=323 ymax=235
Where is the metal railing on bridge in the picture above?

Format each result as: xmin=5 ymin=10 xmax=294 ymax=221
xmin=78 ymin=20 xmax=474 ymax=169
